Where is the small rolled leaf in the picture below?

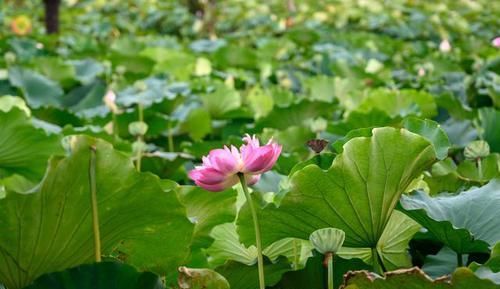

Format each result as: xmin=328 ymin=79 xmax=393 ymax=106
xmin=309 ymin=228 xmax=345 ymax=254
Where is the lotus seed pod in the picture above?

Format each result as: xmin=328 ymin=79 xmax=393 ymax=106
xmin=129 ymin=121 xmax=148 ymax=136
xmin=464 ymin=140 xmax=490 ymax=160
xmin=309 ymin=228 xmax=345 ymax=254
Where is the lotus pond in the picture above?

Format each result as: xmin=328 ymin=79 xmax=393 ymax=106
xmin=1 ymin=0 xmax=500 ymax=288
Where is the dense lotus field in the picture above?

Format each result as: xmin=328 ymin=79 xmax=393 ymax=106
xmin=1 ymin=0 xmax=500 ymax=288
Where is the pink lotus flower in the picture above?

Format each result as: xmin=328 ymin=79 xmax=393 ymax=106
xmin=189 ymin=134 xmax=282 ymax=192
xmin=492 ymin=37 xmax=500 ymax=48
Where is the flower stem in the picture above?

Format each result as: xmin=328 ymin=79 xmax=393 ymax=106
xmin=136 ymin=102 xmax=144 ymax=171
xmin=238 ymin=173 xmax=265 ymax=289
xmin=457 ymin=252 xmax=463 ymax=267
xmin=327 ymin=252 xmax=334 ymax=289
xmin=167 ymin=122 xmax=174 ymax=152
xmin=89 ymin=146 xmax=101 ymax=262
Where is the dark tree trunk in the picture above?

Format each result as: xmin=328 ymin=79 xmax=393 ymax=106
xmin=186 ymin=0 xmax=203 ymax=15
xmin=43 ymin=0 xmax=61 ymax=34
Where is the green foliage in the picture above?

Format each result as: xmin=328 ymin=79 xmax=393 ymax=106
xmin=0 ymin=136 xmax=193 ymax=289
xmin=23 ymin=262 xmax=164 ymax=289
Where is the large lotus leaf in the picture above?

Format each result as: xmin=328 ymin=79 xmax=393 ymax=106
xmin=215 ymin=257 xmax=292 ymax=289
xmin=470 ymin=243 xmax=500 ymax=284
xmin=32 ymin=57 xmax=77 ymax=89
xmin=200 ymin=85 xmax=241 ymax=118
xmin=337 ymin=211 xmax=421 ymax=272
xmin=205 ymin=223 xmax=258 ymax=267
xmin=304 ymin=75 xmax=336 ymax=103
xmin=8 ymin=67 xmax=64 ymax=108
xmin=478 ymin=108 xmax=500 ymax=153
xmin=328 ymin=109 xmax=396 ymax=136
xmin=333 ymin=117 xmax=449 ymax=161
xmin=176 ymin=186 xmax=237 ymax=250
xmin=238 ymin=127 xmax=437 ymax=259
xmin=0 ymin=109 xmax=63 ymax=181
xmin=400 ymin=179 xmax=500 ymax=254
xmin=341 ymin=267 xmax=500 ymax=289
xmin=0 ymin=95 xmax=31 ymax=116
xmin=23 ymin=262 xmax=164 ymax=289
xmin=256 ymin=100 xmax=335 ymax=130
xmin=0 ymin=136 xmax=193 ymax=289
xmin=357 ymin=89 xmax=437 ymax=118
xmin=423 ymin=247 xmax=469 ymax=279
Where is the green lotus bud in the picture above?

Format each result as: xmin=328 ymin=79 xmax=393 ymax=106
xmin=309 ymin=228 xmax=345 ymax=254
xmin=464 ymin=140 xmax=490 ymax=160
xmin=4 ymin=52 xmax=16 ymax=65
xmin=134 ymin=80 xmax=147 ymax=92
xmin=132 ymin=139 xmax=147 ymax=154
xmin=194 ymin=57 xmax=212 ymax=76
xmin=178 ymin=267 xmax=230 ymax=289
xmin=129 ymin=121 xmax=148 ymax=136
xmin=310 ymin=117 xmax=327 ymax=133
xmin=115 ymin=65 xmax=127 ymax=75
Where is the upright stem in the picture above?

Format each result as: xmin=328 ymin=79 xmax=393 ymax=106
xmin=136 ymin=102 xmax=144 ymax=171
xmin=457 ymin=252 xmax=463 ymax=267
xmin=477 ymin=157 xmax=483 ymax=183
xmin=167 ymin=122 xmax=174 ymax=152
xmin=89 ymin=146 xmax=101 ymax=262
xmin=111 ymin=112 xmax=118 ymax=140
xmin=326 ymin=252 xmax=334 ymax=289
xmin=238 ymin=173 xmax=265 ymax=289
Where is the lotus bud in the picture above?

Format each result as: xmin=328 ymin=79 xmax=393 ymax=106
xmin=310 ymin=117 xmax=327 ymax=133
xmin=129 ymin=121 xmax=148 ymax=136
xmin=309 ymin=228 xmax=345 ymax=255
xmin=103 ymin=90 xmax=119 ymax=114
xmin=439 ymin=39 xmax=452 ymax=53
xmin=134 ymin=80 xmax=147 ymax=92
xmin=116 ymin=65 xmax=126 ymax=75
xmin=492 ymin=37 xmax=500 ymax=48
xmin=464 ymin=140 xmax=490 ymax=160
xmin=194 ymin=57 xmax=212 ymax=76
xmin=418 ymin=68 xmax=426 ymax=77
xmin=4 ymin=52 xmax=16 ymax=65
xmin=224 ymin=75 xmax=234 ymax=88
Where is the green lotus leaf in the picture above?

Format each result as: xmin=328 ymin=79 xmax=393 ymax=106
xmin=177 ymin=186 xmax=237 ymax=251
xmin=8 ymin=67 xmax=64 ymax=108
xmin=357 ymin=89 xmax=437 ymax=119
xmin=216 ymin=257 xmax=292 ymax=289
xmin=0 ymin=108 xmax=63 ymax=182
xmin=478 ymin=108 xmax=500 ymax=153
xmin=0 ymin=95 xmax=30 ymax=116
xmin=337 ymin=211 xmax=421 ymax=272
xmin=400 ymin=179 xmax=500 ymax=254
xmin=23 ymin=262 xmax=164 ymax=289
xmin=0 ymin=136 xmax=193 ymax=289
xmin=238 ymin=127 xmax=437 ymax=270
